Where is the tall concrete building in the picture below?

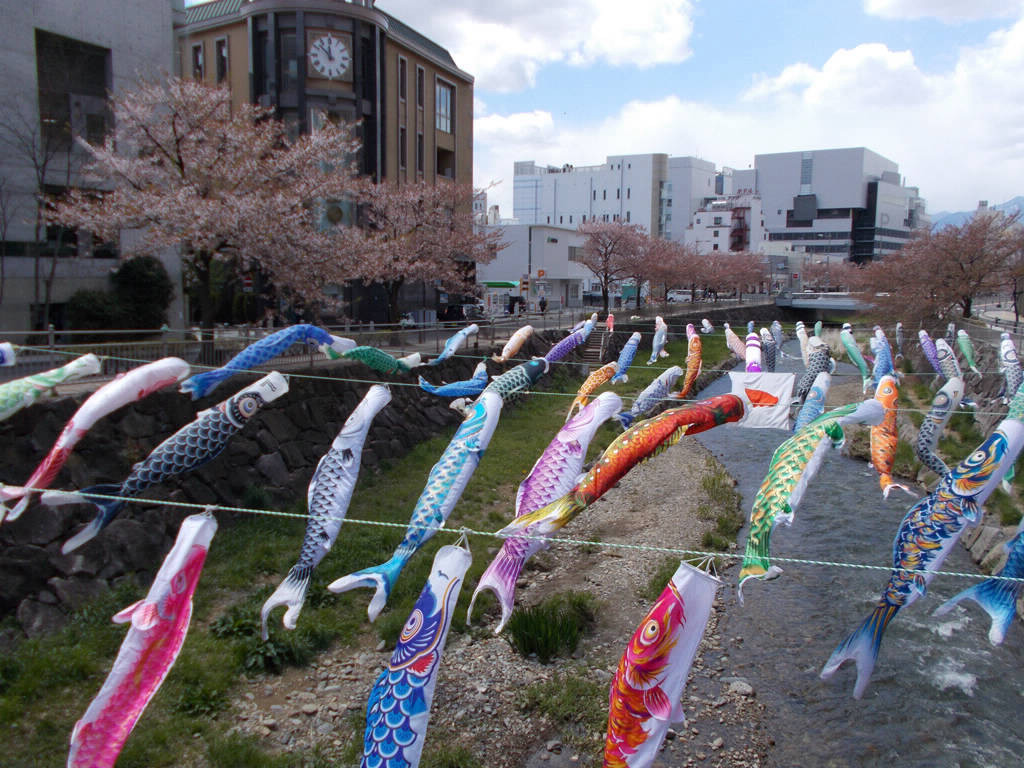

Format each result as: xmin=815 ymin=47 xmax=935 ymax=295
xmin=754 ymin=147 xmax=928 ymax=263
xmin=512 ymin=154 xmax=716 ymax=243
xmin=0 ymin=0 xmax=181 ymax=330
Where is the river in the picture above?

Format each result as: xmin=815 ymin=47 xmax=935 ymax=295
xmin=695 ymin=339 xmax=1024 ymax=768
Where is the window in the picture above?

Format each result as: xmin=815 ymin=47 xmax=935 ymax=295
xmin=713 ymin=244 xmax=719 ymax=251
xmin=279 ymin=31 xmax=298 ymax=102
xmin=416 ymin=66 xmax=424 ymax=108
xmin=626 ymin=211 xmax=630 ymax=222
xmin=559 ymin=216 xmax=563 ymax=224
xmin=399 ymin=126 xmax=407 ymax=169
xmin=398 ymin=56 xmax=407 ymax=101
xmin=569 ymin=215 xmax=573 ymax=223
xmin=592 ymin=190 xmax=596 ymax=201
xmin=215 ymin=38 xmax=228 ymax=83
xmin=191 ymin=43 xmax=204 ymax=80
xmin=713 ymin=230 xmax=719 ymax=237
xmin=602 ymin=190 xmax=606 ymax=200
xmin=582 ymin=215 xmax=586 ymax=223
xmin=547 ymin=236 xmax=558 ymax=243
xmin=713 ymin=216 xmax=722 ymax=225
xmin=36 ymin=30 xmax=111 ymax=151
xmin=627 ymin=188 xmax=630 ymax=199
xmin=435 ymin=80 xmax=454 ymax=133
xmin=416 ymin=131 xmax=424 ymax=174
xmin=616 ymin=189 xmax=620 ymax=199
xmin=546 ymin=216 xmax=551 ymax=224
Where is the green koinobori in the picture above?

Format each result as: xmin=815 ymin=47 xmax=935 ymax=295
xmin=0 ymin=353 xmax=101 ymax=422
xmin=341 ymin=346 xmax=422 ymax=374
xmin=738 ymin=399 xmax=884 ymax=601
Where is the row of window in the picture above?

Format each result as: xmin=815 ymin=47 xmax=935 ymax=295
xmin=875 ymin=227 xmax=912 ymax=239
xmin=397 ymin=56 xmax=454 ymax=134
xmin=546 ymin=212 xmax=632 ymax=225
xmin=768 ymin=231 xmax=851 ymax=241
xmin=191 ymin=38 xmax=229 ymax=83
xmin=591 ymin=188 xmax=631 ymax=201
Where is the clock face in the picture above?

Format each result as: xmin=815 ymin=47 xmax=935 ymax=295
xmin=308 ymin=34 xmax=351 ymax=79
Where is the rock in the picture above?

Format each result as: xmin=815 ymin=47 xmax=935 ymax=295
xmin=17 ymin=598 xmax=66 ymax=637
xmin=546 ymin=739 xmax=562 ymax=753
xmin=278 ymin=442 xmax=306 ymax=471
xmin=117 ymin=410 xmax=157 ymax=439
xmin=711 ymin=736 xmax=724 ymax=750
xmin=0 ymin=545 xmax=53 ymax=611
xmin=48 ymin=576 xmax=107 ymax=611
xmin=301 ymin=703 xmax=318 ymax=716
xmin=99 ymin=518 xmax=165 ymax=576
xmin=260 ymin=411 xmax=300 ymax=443
xmin=376 ymin=640 xmax=387 ymax=652
xmin=2 ymin=505 xmax=67 ymax=546
xmin=728 ymin=680 xmax=755 ymax=697
xmin=256 ymin=453 xmax=290 ymax=487
xmin=970 ymin=526 xmax=1002 ymax=562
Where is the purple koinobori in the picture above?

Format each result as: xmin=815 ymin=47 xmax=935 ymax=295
xmin=468 ymin=391 xmax=622 ymax=633
xmin=179 ymin=324 xmax=353 ymax=400
xmin=544 ymin=316 xmax=596 ymax=364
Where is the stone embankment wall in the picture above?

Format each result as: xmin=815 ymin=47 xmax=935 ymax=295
xmin=0 ymin=330 xmax=565 ymax=641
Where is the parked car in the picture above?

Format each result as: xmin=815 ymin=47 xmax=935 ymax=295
xmin=666 ymin=290 xmax=693 ymax=302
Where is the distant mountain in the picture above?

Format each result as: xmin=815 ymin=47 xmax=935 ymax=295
xmin=930 ymin=196 xmax=1024 ymax=231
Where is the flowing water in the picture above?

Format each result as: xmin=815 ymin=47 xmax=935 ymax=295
xmin=695 ymin=342 xmax=1024 ymax=768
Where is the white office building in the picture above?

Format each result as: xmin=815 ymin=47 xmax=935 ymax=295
xmin=753 ymin=147 xmax=928 ymax=262
xmin=512 ymin=154 xmax=716 ymax=243
xmin=686 ymin=192 xmax=767 ymax=254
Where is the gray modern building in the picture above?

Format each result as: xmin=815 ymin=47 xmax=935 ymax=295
xmin=0 ymin=0 xmax=183 ymax=331
xmin=754 ymin=147 xmax=928 ymax=263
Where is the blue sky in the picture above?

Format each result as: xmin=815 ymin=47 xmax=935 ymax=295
xmin=379 ymin=0 xmax=1024 ymax=217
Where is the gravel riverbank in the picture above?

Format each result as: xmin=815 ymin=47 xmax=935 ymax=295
xmin=227 ymin=437 xmax=774 ymax=767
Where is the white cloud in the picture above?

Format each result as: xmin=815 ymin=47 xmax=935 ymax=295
xmin=864 ymin=0 xmax=1022 ymax=22
xmin=475 ymin=17 xmax=1024 ymax=217
xmin=380 ymin=0 xmax=695 ymax=91
xmin=743 ymin=43 xmax=934 ymax=107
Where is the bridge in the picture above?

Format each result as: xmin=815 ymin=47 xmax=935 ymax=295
xmin=775 ymin=292 xmax=868 ymax=311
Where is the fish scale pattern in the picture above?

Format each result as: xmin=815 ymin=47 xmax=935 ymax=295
xmin=740 ymin=404 xmax=861 ymax=586
xmin=344 ymin=346 xmax=414 ymax=374
xmin=362 ymin=670 xmax=429 ymax=768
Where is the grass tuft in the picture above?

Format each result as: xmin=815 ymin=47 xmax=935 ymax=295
xmin=503 ymin=591 xmax=598 ymax=664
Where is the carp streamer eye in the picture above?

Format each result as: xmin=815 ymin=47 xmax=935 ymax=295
xmin=237 ymin=395 xmax=259 ymax=417
xmin=640 ymin=619 xmax=660 ymax=645
xmin=401 ymin=610 xmax=424 ymax=642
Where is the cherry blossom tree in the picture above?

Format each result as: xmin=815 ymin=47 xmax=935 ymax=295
xmin=350 ymin=180 xmax=504 ymax=323
xmin=621 ymin=232 xmax=679 ymax=307
xmin=647 ymin=239 xmax=698 ymax=301
xmin=52 ymin=77 xmax=363 ymax=334
xmin=856 ymin=210 xmax=1022 ymax=322
xmin=577 ymin=220 xmax=644 ymax=313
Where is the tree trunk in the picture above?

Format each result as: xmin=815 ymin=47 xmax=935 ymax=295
xmin=962 ymin=295 xmax=973 ymax=319
xmin=601 ymin=283 xmax=609 ymax=316
xmin=388 ymin=280 xmax=404 ymax=346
